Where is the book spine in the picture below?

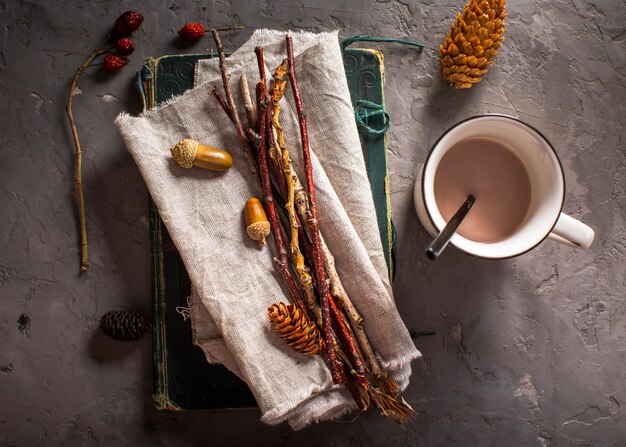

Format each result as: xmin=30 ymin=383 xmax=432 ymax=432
xmin=139 ymin=58 xmax=177 ymax=411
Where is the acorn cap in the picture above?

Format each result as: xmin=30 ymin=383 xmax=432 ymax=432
xmin=247 ymin=221 xmax=271 ymax=246
xmin=170 ymin=138 xmax=198 ymax=168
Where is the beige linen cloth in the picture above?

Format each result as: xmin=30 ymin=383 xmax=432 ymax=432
xmin=116 ymin=29 xmax=420 ymax=430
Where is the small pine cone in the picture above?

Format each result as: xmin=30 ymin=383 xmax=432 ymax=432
xmin=267 ymin=303 xmax=322 ymax=356
xmin=99 ymin=310 xmax=149 ymax=341
xmin=439 ymin=0 xmax=506 ymax=88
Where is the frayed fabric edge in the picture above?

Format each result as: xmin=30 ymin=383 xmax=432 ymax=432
xmin=260 ymin=381 xmax=342 ymax=424
xmin=288 ymin=399 xmax=357 ymax=431
xmin=252 ymin=28 xmax=339 ymax=39
xmin=381 ymin=348 xmax=422 ymax=372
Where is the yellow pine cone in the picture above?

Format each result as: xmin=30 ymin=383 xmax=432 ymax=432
xmin=267 ymin=302 xmax=322 ymax=356
xmin=440 ymin=0 xmax=506 ymax=88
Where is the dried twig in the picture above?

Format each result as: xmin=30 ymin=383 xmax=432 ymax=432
xmin=282 ymin=36 xmax=409 ymax=419
xmin=66 ymin=32 xmax=112 ymax=272
xmin=239 ymin=74 xmax=257 ymax=129
xmin=320 ymin=236 xmax=393 ymax=387
xmin=211 ymin=87 xmax=233 ymax=123
xmin=269 ymin=61 xmax=322 ymax=328
xmin=211 ymin=29 xmax=258 ymax=179
xmin=211 ymin=31 xmax=413 ymax=420
xmin=212 ymin=29 xmax=245 ymax=140
xmin=257 ymin=80 xmax=308 ymax=313
xmin=285 ymin=34 xmax=342 ymax=384
xmin=272 ymin=130 xmax=380 ymax=380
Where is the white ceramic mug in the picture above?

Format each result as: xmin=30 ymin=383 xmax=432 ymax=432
xmin=413 ymin=115 xmax=595 ymax=259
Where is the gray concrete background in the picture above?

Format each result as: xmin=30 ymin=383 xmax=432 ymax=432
xmin=1 ymin=0 xmax=625 ymax=445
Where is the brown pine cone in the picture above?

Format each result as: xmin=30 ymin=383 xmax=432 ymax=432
xmin=267 ymin=303 xmax=322 ymax=356
xmin=99 ymin=310 xmax=149 ymax=341
xmin=440 ymin=0 xmax=506 ymax=88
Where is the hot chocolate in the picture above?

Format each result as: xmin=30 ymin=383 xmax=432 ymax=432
xmin=433 ymin=138 xmax=532 ymax=243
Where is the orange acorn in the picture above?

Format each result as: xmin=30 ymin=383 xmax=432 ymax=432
xmin=244 ymin=198 xmax=271 ymax=246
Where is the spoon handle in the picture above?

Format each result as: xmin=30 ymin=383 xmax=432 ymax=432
xmin=426 ymin=194 xmax=476 ymax=260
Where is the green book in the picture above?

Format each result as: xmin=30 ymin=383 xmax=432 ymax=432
xmin=138 ymin=48 xmax=396 ymax=410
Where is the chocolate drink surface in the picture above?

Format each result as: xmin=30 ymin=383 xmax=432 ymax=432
xmin=433 ymin=138 xmax=532 ymax=243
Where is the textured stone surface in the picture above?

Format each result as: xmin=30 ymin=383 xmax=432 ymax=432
xmin=1 ymin=0 xmax=625 ymax=445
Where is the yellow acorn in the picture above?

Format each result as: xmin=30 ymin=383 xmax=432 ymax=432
xmin=244 ymin=197 xmax=271 ymax=247
xmin=170 ymin=138 xmax=233 ymax=171
xmin=440 ymin=0 xmax=506 ymax=88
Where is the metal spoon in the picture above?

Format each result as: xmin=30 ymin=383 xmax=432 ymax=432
xmin=426 ymin=194 xmax=476 ymax=260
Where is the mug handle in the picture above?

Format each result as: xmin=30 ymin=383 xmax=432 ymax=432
xmin=548 ymin=213 xmax=595 ymax=249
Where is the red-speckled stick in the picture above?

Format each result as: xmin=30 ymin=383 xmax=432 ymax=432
xmin=285 ymin=34 xmax=343 ymax=384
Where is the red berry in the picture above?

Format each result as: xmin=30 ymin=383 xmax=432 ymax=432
xmin=116 ymin=38 xmax=135 ymax=56
xmin=179 ymin=23 xmax=205 ymax=41
xmin=114 ymin=11 xmax=144 ymax=35
xmin=103 ymin=54 xmax=128 ymax=72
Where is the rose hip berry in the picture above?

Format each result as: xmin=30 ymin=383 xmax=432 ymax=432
xmin=116 ymin=38 xmax=135 ymax=56
xmin=114 ymin=11 xmax=144 ymax=35
xmin=179 ymin=23 xmax=205 ymax=41
xmin=103 ymin=54 xmax=128 ymax=72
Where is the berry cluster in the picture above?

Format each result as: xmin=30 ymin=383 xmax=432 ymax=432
xmin=103 ymin=11 xmax=144 ymax=72
xmin=66 ymin=10 xmax=145 ymax=272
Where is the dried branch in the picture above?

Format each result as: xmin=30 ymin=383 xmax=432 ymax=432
xmin=66 ymin=32 xmax=112 ymax=272
xmin=239 ymin=74 xmax=257 ymax=129
xmin=257 ymin=84 xmax=308 ymax=313
xmin=210 ymin=31 xmax=412 ymax=420
xmin=373 ymin=390 xmax=417 ymax=424
xmin=269 ymin=61 xmax=322 ymax=328
xmin=211 ymin=87 xmax=233 ymax=123
xmin=212 ymin=29 xmax=245 ymax=140
xmin=285 ymin=34 xmax=342 ymax=384
xmin=320 ymin=236 xmax=392 ymax=385
xmin=283 ymin=36 xmax=408 ymax=418
xmin=266 ymin=111 xmax=287 ymax=197
xmin=211 ymin=29 xmax=258 ymax=180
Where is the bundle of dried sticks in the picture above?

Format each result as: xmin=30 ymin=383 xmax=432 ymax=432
xmin=210 ymin=30 xmax=415 ymax=423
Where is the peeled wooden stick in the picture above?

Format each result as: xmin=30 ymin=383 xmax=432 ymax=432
xmin=328 ymin=293 xmax=375 ymax=399
xmin=239 ymin=74 xmax=257 ymax=129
